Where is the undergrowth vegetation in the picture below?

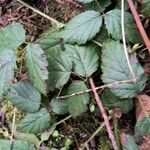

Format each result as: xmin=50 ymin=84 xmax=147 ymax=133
xmin=0 ymin=0 xmax=150 ymax=149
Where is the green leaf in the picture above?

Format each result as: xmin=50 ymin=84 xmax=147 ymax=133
xmin=77 ymin=0 xmax=93 ymax=3
xmin=0 ymin=49 xmax=16 ymax=100
xmin=67 ymin=81 xmax=90 ymax=117
xmin=62 ymin=11 xmax=102 ymax=44
xmin=101 ymin=89 xmax=133 ymax=113
xmin=0 ymin=140 xmax=35 ymax=150
xmin=8 ymin=81 xmax=41 ymax=113
xmin=50 ymin=97 xmax=69 ymax=115
xmin=104 ymin=9 xmax=142 ymax=43
xmin=47 ymin=46 xmax=72 ymax=91
xmin=41 ymin=126 xmax=55 ymax=142
xmin=135 ymin=116 xmax=150 ymax=138
xmin=0 ymin=22 xmax=25 ymax=50
xmin=15 ymin=132 xmax=40 ymax=146
xmin=143 ymin=0 xmax=150 ymax=17
xmin=84 ymin=0 xmax=111 ymax=12
xmin=101 ymin=41 xmax=147 ymax=98
xmin=37 ymin=28 xmax=63 ymax=50
xmin=17 ymin=108 xmax=51 ymax=134
xmin=25 ymin=44 xmax=49 ymax=95
xmin=121 ymin=135 xmax=139 ymax=150
xmin=65 ymin=44 xmax=99 ymax=77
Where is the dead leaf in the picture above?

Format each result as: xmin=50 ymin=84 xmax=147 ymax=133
xmin=135 ymin=95 xmax=150 ymax=121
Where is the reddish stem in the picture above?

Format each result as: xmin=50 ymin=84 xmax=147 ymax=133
xmin=89 ymin=78 xmax=118 ymax=150
xmin=127 ymin=0 xmax=150 ymax=54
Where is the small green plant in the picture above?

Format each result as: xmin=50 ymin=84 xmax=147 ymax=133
xmin=0 ymin=0 xmax=150 ymax=149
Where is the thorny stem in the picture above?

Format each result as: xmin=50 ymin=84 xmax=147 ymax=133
xmin=89 ymin=78 xmax=118 ymax=150
xmin=127 ymin=0 xmax=150 ymax=54
xmin=16 ymin=0 xmax=65 ymax=28
xmin=57 ymin=79 xmax=133 ymax=99
xmin=121 ymin=0 xmax=137 ymax=83
xmin=80 ymin=116 xmax=112 ymax=150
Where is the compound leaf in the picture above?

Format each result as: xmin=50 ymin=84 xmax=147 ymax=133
xmin=104 ymin=9 xmax=142 ymax=43
xmin=17 ymin=108 xmax=51 ymax=134
xmin=0 ymin=140 xmax=35 ymax=150
xmin=47 ymin=46 xmax=72 ymax=91
xmin=67 ymin=81 xmax=90 ymax=118
xmin=25 ymin=44 xmax=48 ymax=95
xmin=62 ymin=11 xmax=102 ymax=44
xmin=65 ymin=44 xmax=99 ymax=77
xmin=101 ymin=41 xmax=147 ymax=98
xmin=0 ymin=22 xmax=25 ymax=50
xmin=0 ymin=49 xmax=16 ymax=100
xmin=8 ymin=81 xmax=41 ymax=113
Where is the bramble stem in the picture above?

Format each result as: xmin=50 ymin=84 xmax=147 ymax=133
xmin=89 ymin=78 xmax=118 ymax=150
xmin=127 ymin=0 xmax=150 ymax=54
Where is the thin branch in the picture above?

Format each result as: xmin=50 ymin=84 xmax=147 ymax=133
xmin=52 ymin=115 xmax=72 ymax=127
xmin=57 ymin=79 xmax=133 ymax=99
xmin=16 ymin=0 xmax=65 ymax=28
xmin=89 ymin=78 xmax=118 ymax=150
xmin=121 ymin=0 xmax=137 ymax=82
xmin=127 ymin=0 xmax=150 ymax=54
xmin=80 ymin=116 xmax=112 ymax=150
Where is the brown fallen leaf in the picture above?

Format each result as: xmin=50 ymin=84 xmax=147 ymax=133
xmin=135 ymin=94 xmax=150 ymax=149
xmin=135 ymin=94 xmax=150 ymax=121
